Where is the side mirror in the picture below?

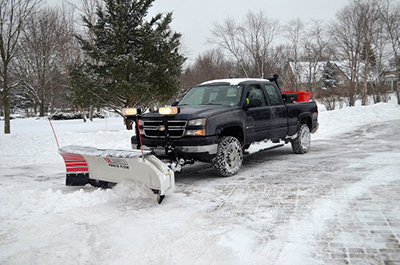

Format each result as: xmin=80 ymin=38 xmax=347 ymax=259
xmin=171 ymin=101 xmax=179 ymax=106
xmin=248 ymin=98 xmax=262 ymax=108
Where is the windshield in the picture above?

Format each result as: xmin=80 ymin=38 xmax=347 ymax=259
xmin=178 ymin=85 xmax=243 ymax=107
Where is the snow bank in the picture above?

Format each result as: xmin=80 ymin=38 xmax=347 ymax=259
xmin=0 ymin=117 xmax=133 ymax=169
xmin=315 ymin=103 xmax=400 ymax=139
xmin=247 ymin=103 xmax=400 ymax=153
xmin=1 ymin=181 xmax=155 ymax=218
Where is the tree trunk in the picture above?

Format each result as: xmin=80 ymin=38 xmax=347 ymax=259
xmin=349 ymin=82 xmax=356 ymax=107
xmin=78 ymin=106 xmax=87 ymax=122
xmin=396 ymin=60 xmax=400 ymax=105
xmin=2 ymin=67 xmax=11 ymax=134
xmin=33 ymin=101 xmax=37 ymax=115
xmin=2 ymin=89 xmax=11 ymax=134
xmin=396 ymin=75 xmax=400 ymax=105
xmin=82 ymin=110 xmax=87 ymax=122
xmin=50 ymin=84 xmax=54 ymax=113
xmin=125 ymin=117 xmax=133 ymax=130
xmin=362 ymin=81 xmax=368 ymax=105
xmin=89 ymin=105 xmax=94 ymax=121
xmin=362 ymin=40 xmax=370 ymax=106
xmin=39 ymin=80 xmax=45 ymax=117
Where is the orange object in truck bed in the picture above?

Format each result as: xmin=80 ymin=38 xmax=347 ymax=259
xmin=282 ymin=91 xmax=312 ymax=102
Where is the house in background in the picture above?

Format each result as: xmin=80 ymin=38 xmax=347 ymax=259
xmin=283 ymin=60 xmax=398 ymax=97
xmin=283 ymin=61 xmax=326 ymax=92
xmin=382 ymin=70 xmax=398 ymax=92
xmin=283 ymin=61 xmax=349 ymax=96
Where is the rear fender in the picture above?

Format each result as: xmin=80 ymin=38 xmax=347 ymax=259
xmin=298 ymin=113 xmax=312 ymax=130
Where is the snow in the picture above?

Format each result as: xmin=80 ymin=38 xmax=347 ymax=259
xmin=59 ymin=145 xmax=150 ymax=158
xmin=200 ymin=78 xmax=271 ymax=86
xmin=315 ymin=102 xmax=400 ymax=139
xmin=1 ymin=102 xmax=400 ymax=264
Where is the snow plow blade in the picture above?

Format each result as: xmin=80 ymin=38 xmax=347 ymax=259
xmin=59 ymin=145 xmax=175 ymax=204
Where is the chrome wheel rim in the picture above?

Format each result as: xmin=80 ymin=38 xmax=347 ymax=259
xmin=300 ymin=126 xmax=310 ymax=150
xmin=225 ymin=144 xmax=239 ymax=169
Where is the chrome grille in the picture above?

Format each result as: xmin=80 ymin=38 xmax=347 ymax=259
xmin=143 ymin=120 xmax=187 ymax=138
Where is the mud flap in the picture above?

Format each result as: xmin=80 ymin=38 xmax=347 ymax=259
xmin=59 ymin=146 xmax=175 ymax=204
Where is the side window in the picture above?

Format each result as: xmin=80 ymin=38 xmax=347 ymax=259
xmin=264 ymin=84 xmax=282 ymax=105
xmin=247 ymin=85 xmax=267 ymax=106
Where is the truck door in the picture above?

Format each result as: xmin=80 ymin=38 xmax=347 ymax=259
xmin=263 ymin=84 xmax=288 ymax=139
xmin=244 ymin=84 xmax=274 ymax=142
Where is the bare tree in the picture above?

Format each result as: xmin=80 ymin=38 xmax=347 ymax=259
xmin=57 ymin=3 xmax=80 ymax=76
xmin=11 ymin=5 xmax=78 ymax=117
xmin=284 ymin=18 xmax=306 ymax=91
xmin=64 ymin=0 xmax=102 ymax=121
xmin=330 ymin=1 xmax=366 ymax=107
xmin=210 ymin=11 xmax=279 ymax=78
xmin=237 ymin=11 xmax=279 ymax=78
xmin=357 ymin=0 xmax=381 ymax=106
xmin=367 ymin=0 xmax=391 ymax=104
xmin=379 ymin=0 xmax=400 ymax=104
xmin=20 ymin=7 xmax=61 ymax=116
xmin=211 ymin=18 xmax=249 ymax=77
xmin=80 ymin=0 xmax=101 ymax=121
xmin=181 ymin=48 xmax=235 ymax=90
xmin=329 ymin=0 xmax=395 ymax=106
xmin=0 ymin=0 xmax=41 ymax=134
xmin=284 ymin=19 xmax=331 ymax=94
xmin=302 ymin=20 xmax=331 ymax=94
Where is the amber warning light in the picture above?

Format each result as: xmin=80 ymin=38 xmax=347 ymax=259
xmin=122 ymin=108 xmax=138 ymax=116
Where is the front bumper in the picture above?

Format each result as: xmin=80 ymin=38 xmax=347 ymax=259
xmin=131 ymin=135 xmax=219 ymax=162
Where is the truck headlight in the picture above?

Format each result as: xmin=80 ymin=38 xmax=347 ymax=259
xmin=185 ymin=129 xmax=206 ymax=136
xmin=186 ymin=118 xmax=206 ymax=136
xmin=188 ymin=118 xmax=206 ymax=126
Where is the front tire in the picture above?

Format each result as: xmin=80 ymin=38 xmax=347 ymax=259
xmin=291 ymin=123 xmax=311 ymax=154
xmin=212 ymin=136 xmax=243 ymax=177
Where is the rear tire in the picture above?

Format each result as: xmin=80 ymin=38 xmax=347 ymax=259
xmin=291 ymin=123 xmax=311 ymax=154
xmin=212 ymin=136 xmax=243 ymax=177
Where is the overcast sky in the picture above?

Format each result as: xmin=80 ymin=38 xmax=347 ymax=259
xmin=149 ymin=0 xmax=350 ymax=61
xmin=50 ymin=0 xmax=350 ymax=62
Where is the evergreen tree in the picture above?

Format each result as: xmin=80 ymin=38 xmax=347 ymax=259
xmin=73 ymin=0 xmax=186 ymax=127
xmin=323 ymin=61 xmax=338 ymax=89
xmin=68 ymin=62 xmax=98 ymax=121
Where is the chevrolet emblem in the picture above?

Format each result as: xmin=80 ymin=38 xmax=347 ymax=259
xmin=157 ymin=125 xmax=166 ymax=131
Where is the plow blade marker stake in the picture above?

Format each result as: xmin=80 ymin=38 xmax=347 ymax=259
xmin=59 ymin=146 xmax=175 ymax=203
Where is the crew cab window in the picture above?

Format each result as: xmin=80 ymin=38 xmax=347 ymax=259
xmin=178 ymin=85 xmax=243 ymax=107
xmin=247 ymin=85 xmax=267 ymax=106
xmin=264 ymin=84 xmax=282 ymax=105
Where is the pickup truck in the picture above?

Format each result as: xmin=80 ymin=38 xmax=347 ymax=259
xmin=129 ymin=78 xmax=319 ymax=177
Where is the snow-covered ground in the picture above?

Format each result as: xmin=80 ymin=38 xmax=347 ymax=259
xmin=1 ymin=102 xmax=400 ymax=264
